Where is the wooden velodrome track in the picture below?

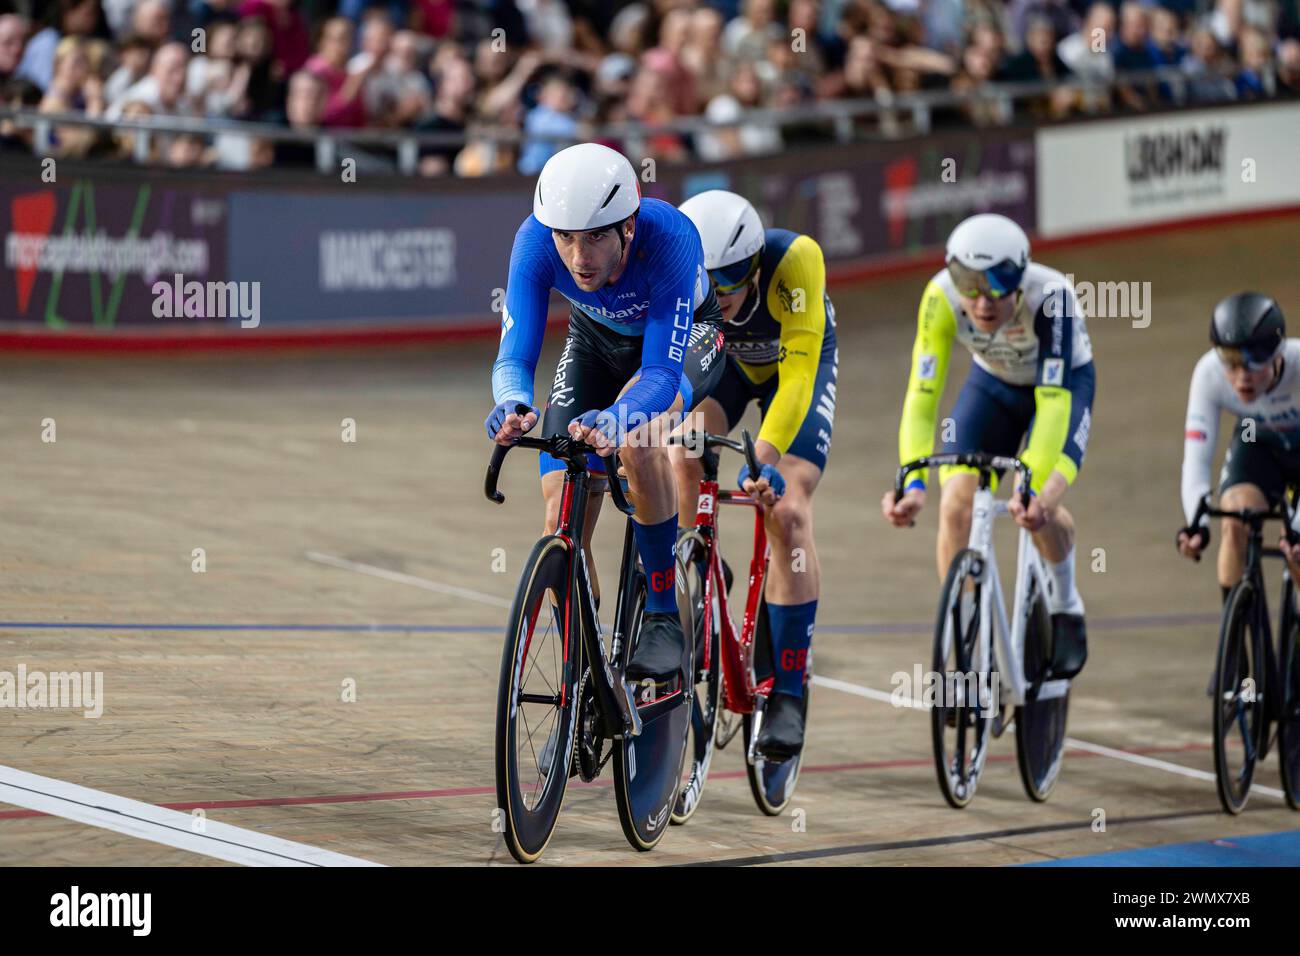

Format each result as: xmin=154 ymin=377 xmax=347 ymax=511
xmin=2 ymin=214 xmax=1300 ymax=866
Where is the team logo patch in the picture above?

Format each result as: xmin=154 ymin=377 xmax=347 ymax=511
xmin=918 ymin=354 xmax=938 ymax=380
xmin=1042 ymin=358 xmax=1064 ymax=386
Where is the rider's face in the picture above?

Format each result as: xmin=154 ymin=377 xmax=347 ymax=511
xmin=1220 ymin=355 xmax=1277 ymax=402
xmin=551 ymin=221 xmax=632 ymax=291
xmin=961 ymin=290 xmax=1017 ymax=333
xmin=714 ymin=274 xmax=758 ymax=323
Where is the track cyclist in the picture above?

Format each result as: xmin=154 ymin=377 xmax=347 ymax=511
xmin=668 ymin=190 xmax=839 ymax=760
xmin=881 ymin=213 xmax=1095 ymax=679
xmin=485 ymin=142 xmax=724 ymax=685
xmin=1177 ymin=294 xmax=1299 ymax=589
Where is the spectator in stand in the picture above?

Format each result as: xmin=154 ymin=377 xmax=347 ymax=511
xmin=1279 ymin=37 xmax=1300 ymax=93
xmin=625 ymin=62 xmax=689 ymax=161
xmin=108 ymin=96 xmax=156 ymax=160
xmin=189 ymin=20 xmax=249 ymax=115
xmin=786 ymin=0 xmax=827 ymax=76
xmin=1112 ymin=2 xmax=1165 ymax=109
xmin=272 ymin=66 xmax=325 ymax=166
xmin=415 ymin=49 xmax=471 ymax=175
xmin=517 ymin=70 xmax=578 ymax=173
xmin=1149 ymin=7 xmax=1188 ymax=67
xmin=0 ymin=13 xmax=27 ymax=83
xmin=1 ymin=77 xmax=43 ymax=153
xmin=921 ymin=0 xmax=966 ymax=55
xmin=104 ymin=34 xmax=153 ymax=104
xmin=608 ymin=3 xmax=651 ymax=58
xmin=17 ymin=0 xmax=106 ymax=92
xmin=1007 ymin=0 xmax=1077 ymax=53
xmin=39 ymin=37 xmax=105 ymax=156
xmin=410 ymin=0 xmax=455 ymax=39
xmin=187 ymin=0 xmax=243 ymax=35
xmin=364 ymin=28 xmax=432 ymax=127
xmin=642 ymin=7 xmax=698 ymax=114
xmin=348 ymin=9 xmax=393 ymax=76
xmin=131 ymin=0 xmax=170 ymax=49
xmin=108 ymin=41 xmax=197 ymax=117
xmin=238 ymin=0 xmax=309 ymax=75
xmin=165 ymin=130 xmax=210 ymax=165
xmin=951 ymin=34 xmax=1001 ymax=124
xmin=1235 ymin=24 xmax=1276 ymax=96
xmin=304 ymin=16 xmax=376 ymax=127
xmin=1057 ymin=0 xmax=1115 ymax=82
xmin=724 ymin=0 xmax=783 ymax=63
xmin=517 ymin=0 xmax=572 ymax=52
xmin=1003 ymin=15 xmax=1078 ymax=117
xmin=232 ymin=15 xmax=284 ymax=119
xmin=1182 ymin=24 xmax=1237 ymax=101
xmin=1002 ymin=14 xmax=1071 ymax=83
xmin=680 ymin=6 xmax=728 ymax=101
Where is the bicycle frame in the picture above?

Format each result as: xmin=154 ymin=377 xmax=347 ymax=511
xmin=692 ymin=477 xmax=772 ymax=715
xmin=966 ymin=484 xmax=1070 ymax=710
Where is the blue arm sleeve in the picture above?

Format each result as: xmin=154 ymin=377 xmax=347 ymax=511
xmin=601 ymin=225 xmax=699 ymax=437
xmin=491 ymin=220 xmax=555 ymax=406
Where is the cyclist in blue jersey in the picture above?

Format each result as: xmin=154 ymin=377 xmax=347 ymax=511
xmin=486 ymin=143 xmax=725 ymax=683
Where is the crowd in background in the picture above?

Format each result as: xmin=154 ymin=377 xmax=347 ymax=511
xmin=0 ymin=0 xmax=1297 ymax=173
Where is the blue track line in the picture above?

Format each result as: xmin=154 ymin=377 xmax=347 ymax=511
xmin=1026 ymin=829 xmax=1300 ymax=866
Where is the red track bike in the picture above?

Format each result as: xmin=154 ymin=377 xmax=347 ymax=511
xmin=668 ymin=429 xmax=809 ymax=821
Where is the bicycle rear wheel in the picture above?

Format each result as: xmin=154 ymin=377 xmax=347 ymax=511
xmin=613 ymin=552 xmax=694 ymax=849
xmin=494 ymin=536 xmax=580 ymax=863
xmin=1279 ymin=579 xmax=1300 ymax=810
xmin=1015 ymin=582 xmax=1069 ymax=802
xmin=672 ymin=531 xmax=721 ymax=824
xmin=932 ymin=548 xmax=995 ymax=809
xmin=1214 ymin=580 xmax=1267 ymax=815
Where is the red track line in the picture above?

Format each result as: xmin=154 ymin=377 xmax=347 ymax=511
xmin=0 ymin=741 xmax=1211 ymax=822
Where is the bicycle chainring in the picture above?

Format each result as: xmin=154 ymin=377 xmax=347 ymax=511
xmin=575 ymin=668 xmax=607 ymax=782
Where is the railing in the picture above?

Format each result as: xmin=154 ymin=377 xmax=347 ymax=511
xmin=0 ymin=64 xmax=1268 ymax=176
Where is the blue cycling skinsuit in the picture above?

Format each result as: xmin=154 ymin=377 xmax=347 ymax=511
xmin=490 ymin=197 xmax=724 ymax=617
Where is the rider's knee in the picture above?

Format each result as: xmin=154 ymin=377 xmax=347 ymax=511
xmin=618 ymin=438 xmax=661 ymax=473
xmin=767 ymin=494 xmax=811 ymax=544
xmin=939 ymin=481 xmax=974 ymax=534
xmin=1221 ymin=483 xmax=1264 ymax=510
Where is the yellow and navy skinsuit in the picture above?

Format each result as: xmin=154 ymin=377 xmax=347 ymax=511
xmin=709 ymin=228 xmax=838 ymax=471
xmin=898 ymin=261 xmax=1096 ymax=493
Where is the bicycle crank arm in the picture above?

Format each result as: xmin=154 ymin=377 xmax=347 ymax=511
xmin=746 ymin=697 xmax=767 ymax=766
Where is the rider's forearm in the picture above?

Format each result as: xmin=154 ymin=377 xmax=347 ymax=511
xmin=1022 ymin=385 xmax=1072 ymax=495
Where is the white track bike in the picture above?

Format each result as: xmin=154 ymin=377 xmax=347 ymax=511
xmin=896 ymin=453 xmax=1072 ymax=808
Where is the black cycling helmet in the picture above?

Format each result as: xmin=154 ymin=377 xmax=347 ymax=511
xmin=1210 ymin=292 xmax=1285 ymax=368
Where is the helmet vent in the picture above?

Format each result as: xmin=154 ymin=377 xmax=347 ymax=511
xmin=599 ymin=185 xmax=621 ymax=210
xmin=728 ymin=223 xmax=745 ymax=250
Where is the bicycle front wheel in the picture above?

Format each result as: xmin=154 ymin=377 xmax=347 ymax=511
xmin=1279 ymin=580 xmax=1300 ymax=810
xmin=672 ymin=531 xmax=721 ymax=825
xmin=932 ymin=548 xmax=995 ymax=809
xmin=1014 ymin=583 xmax=1069 ymax=802
xmin=1213 ymin=580 xmax=1267 ymax=815
xmin=613 ymin=554 xmax=694 ymax=850
xmin=494 ymin=536 xmax=580 ymax=863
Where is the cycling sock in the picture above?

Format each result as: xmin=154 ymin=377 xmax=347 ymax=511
xmin=634 ymin=514 xmax=679 ymax=615
xmin=1222 ymin=585 xmax=1231 ymax=605
xmin=767 ymin=599 xmax=817 ymax=697
xmin=1046 ymin=547 xmax=1084 ymax=615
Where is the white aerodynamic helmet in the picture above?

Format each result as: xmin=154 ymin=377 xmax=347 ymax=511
xmin=944 ymin=213 xmax=1030 ymax=299
xmin=678 ymin=190 xmax=764 ymax=293
xmin=533 ymin=143 xmax=641 ymax=232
